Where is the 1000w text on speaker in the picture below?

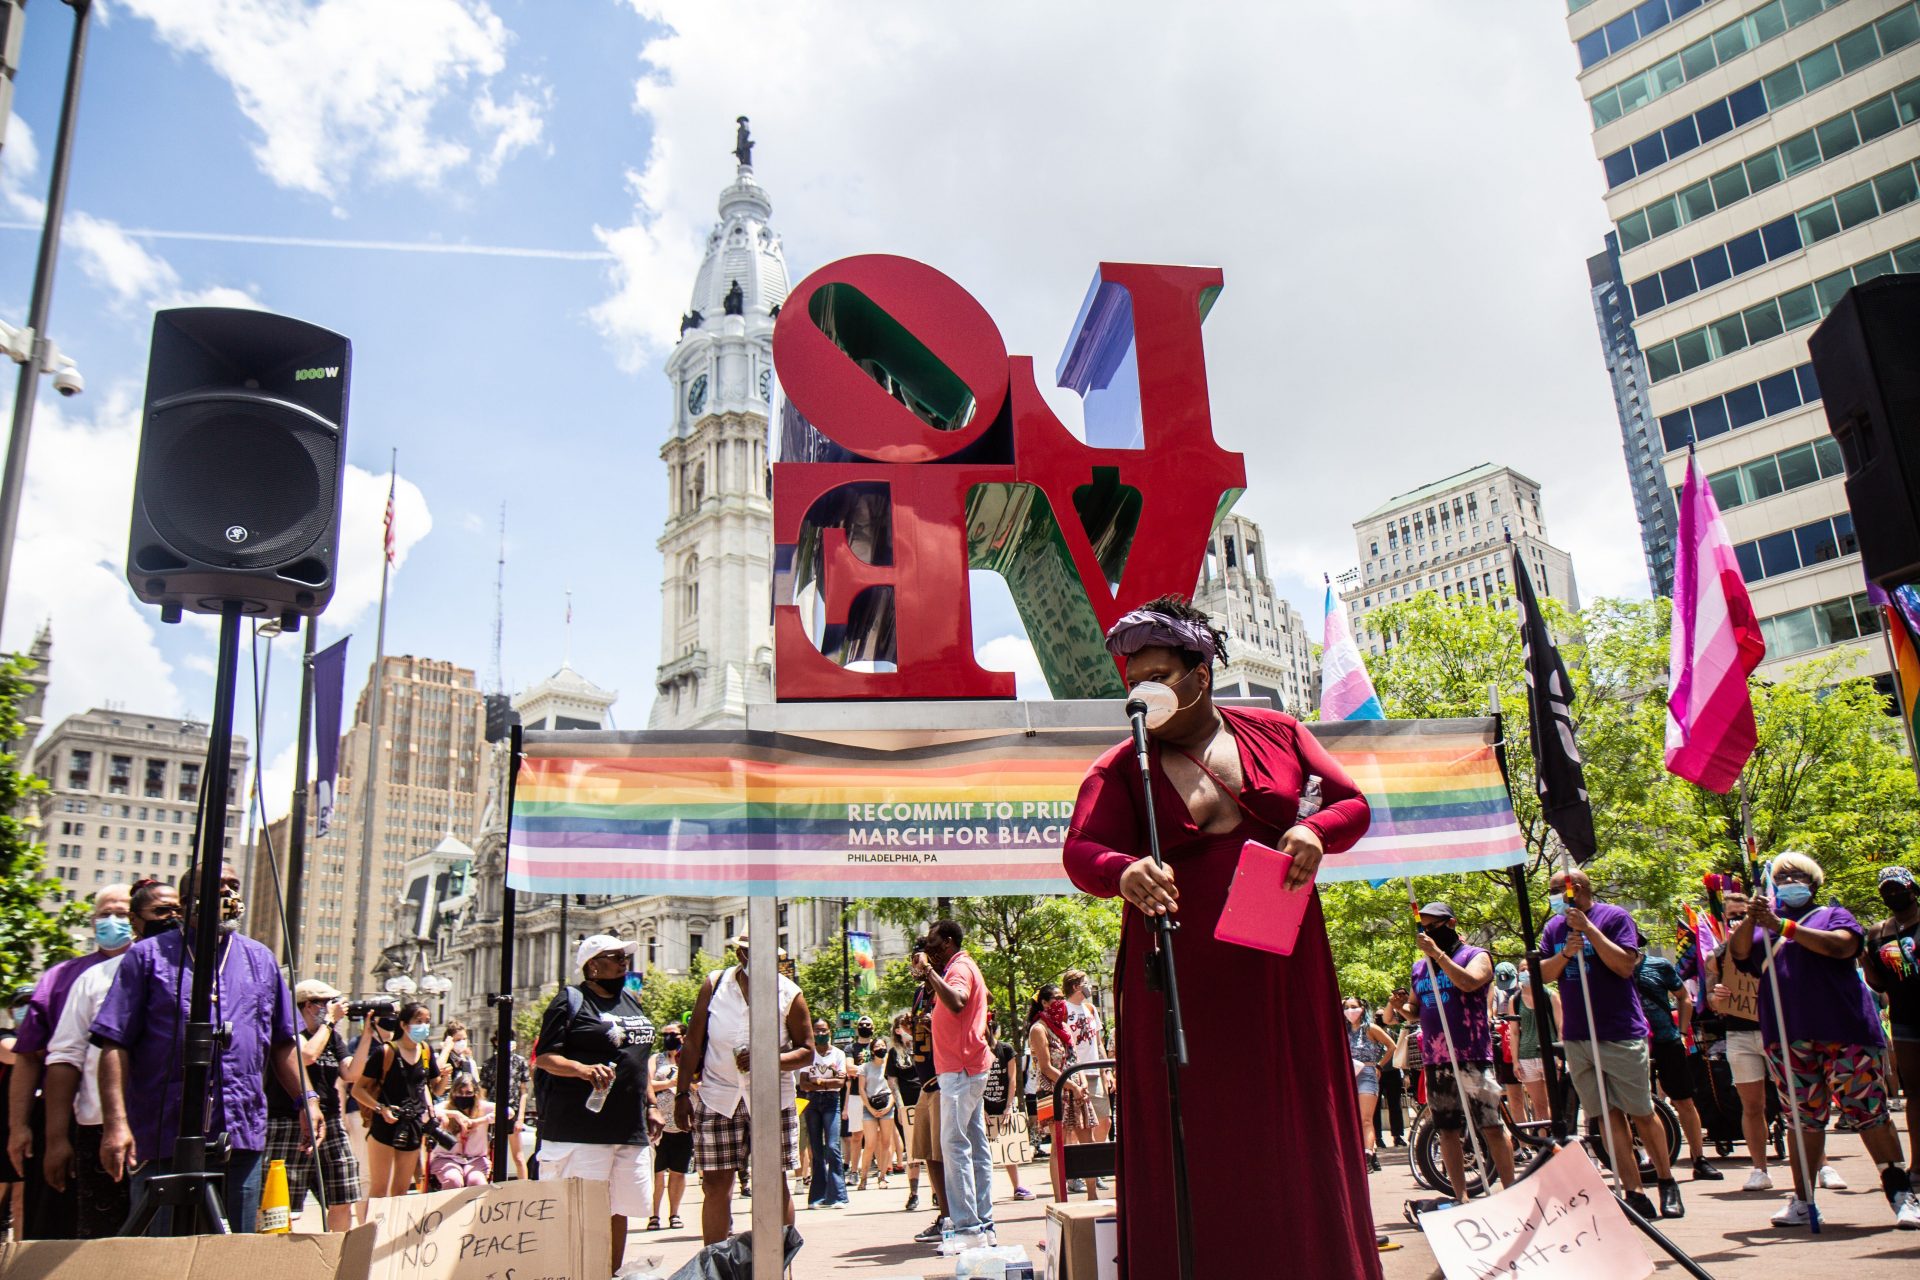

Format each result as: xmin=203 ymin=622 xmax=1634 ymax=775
xmin=125 ymin=307 xmax=351 ymax=623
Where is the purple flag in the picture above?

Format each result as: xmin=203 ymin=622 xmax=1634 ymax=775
xmin=312 ymin=637 xmax=349 ymax=837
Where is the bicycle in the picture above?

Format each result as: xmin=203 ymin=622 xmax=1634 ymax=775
xmin=1405 ymin=1089 xmax=1681 ymax=1198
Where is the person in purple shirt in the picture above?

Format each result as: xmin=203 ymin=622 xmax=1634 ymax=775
xmin=1539 ymin=868 xmax=1681 ymax=1221
xmin=5 ymin=884 xmax=133 ymax=1239
xmin=1730 ymin=850 xmax=1920 ymax=1231
xmin=1411 ymin=902 xmax=1516 ymax=1203
xmin=91 ymin=862 xmax=314 ymax=1234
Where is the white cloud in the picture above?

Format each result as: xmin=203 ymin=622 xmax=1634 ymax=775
xmin=600 ymin=3 xmax=1642 ymax=618
xmin=332 ymin=465 xmax=434 ymax=626
xmin=120 ymin=0 xmax=544 ymax=199
xmin=1 ymin=113 xmax=40 ymax=217
xmin=975 ymin=633 xmax=1050 ymax=702
xmin=0 ymin=391 xmax=183 ymax=724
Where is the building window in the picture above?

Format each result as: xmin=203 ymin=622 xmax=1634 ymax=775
xmin=108 ymin=756 xmax=132 ymax=796
xmin=178 ymin=762 xmax=200 ymax=803
xmin=68 ymin=750 xmax=93 ymax=790
xmin=144 ymin=760 xmax=166 ymax=800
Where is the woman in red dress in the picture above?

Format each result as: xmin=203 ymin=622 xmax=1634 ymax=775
xmin=1064 ymin=597 xmax=1381 ymax=1279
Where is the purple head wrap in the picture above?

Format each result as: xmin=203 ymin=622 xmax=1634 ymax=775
xmin=1103 ymin=608 xmax=1218 ymax=661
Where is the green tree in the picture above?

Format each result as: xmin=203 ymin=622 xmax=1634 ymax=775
xmin=1318 ymin=591 xmax=1919 ymax=1001
xmin=848 ymin=895 xmax=1122 ymax=1025
xmin=0 ymin=655 xmax=84 ymax=994
xmin=638 ymin=950 xmax=725 ymax=1029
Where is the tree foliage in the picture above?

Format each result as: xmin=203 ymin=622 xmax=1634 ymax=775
xmin=0 ymin=655 xmax=85 ymax=995
xmin=1320 ymin=592 xmax=1920 ymax=1004
xmin=847 ymin=894 xmax=1122 ymax=1024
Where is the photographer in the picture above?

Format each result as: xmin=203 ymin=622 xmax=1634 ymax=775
xmin=94 ymin=862 xmax=312 ymax=1234
xmin=350 ymin=1002 xmax=443 ymax=1199
xmin=535 ymin=936 xmax=656 ymax=1275
xmin=264 ymin=981 xmax=362 ymax=1229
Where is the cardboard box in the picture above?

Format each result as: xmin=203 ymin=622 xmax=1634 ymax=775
xmin=0 ymin=1226 xmax=374 ymax=1280
xmin=361 ymin=1176 xmax=611 ymax=1280
xmin=1044 ymin=1200 xmax=1116 ymax=1280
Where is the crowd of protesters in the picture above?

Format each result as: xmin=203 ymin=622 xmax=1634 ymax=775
xmin=1342 ymin=858 xmax=1920 ymax=1234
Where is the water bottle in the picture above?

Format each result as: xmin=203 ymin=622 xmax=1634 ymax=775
xmin=586 ymin=1070 xmax=611 ymax=1113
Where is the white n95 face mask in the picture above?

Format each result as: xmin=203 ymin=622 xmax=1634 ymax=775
xmin=1126 ymin=666 xmax=1201 ymax=731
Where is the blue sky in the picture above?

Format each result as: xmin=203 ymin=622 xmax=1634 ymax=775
xmin=1 ymin=1 xmax=1626 ymax=814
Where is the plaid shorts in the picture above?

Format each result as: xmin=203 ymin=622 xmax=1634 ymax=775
xmin=1765 ymin=1039 xmax=1890 ymax=1133
xmin=264 ymin=1113 xmax=366 ymax=1207
xmin=693 ymin=1098 xmax=798 ymax=1174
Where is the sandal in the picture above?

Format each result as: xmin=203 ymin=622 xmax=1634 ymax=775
xmin=645 ymin=1216 xmax=660 ymax=1231
xmin=668 ymin=1215 xmax=684 ymax=1230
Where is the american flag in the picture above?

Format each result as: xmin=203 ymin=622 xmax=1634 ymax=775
xmin=382 ymin=475 xmax=397 ymax=565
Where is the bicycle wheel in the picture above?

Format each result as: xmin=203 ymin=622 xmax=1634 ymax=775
xmin=1409 ymin=1109 xmax=1486 ymax=1197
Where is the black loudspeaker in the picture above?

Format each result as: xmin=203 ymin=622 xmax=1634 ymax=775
xmin=1810 ymin=275 xmax=1920 ymax=591
xmin=126 ymin=307 xmax=351 ymax=624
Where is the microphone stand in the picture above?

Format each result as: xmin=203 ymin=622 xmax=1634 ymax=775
xmin=1126 ymin=700 xmax=1196 ymax=1280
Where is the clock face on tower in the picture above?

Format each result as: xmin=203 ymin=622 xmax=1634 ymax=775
xmin=759 ymin=367 xmax=772 ymax=402
xmin=686 ymin=374 xmax=708 ymax=417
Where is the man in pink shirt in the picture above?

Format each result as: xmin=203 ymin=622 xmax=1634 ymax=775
xmin=913 ymin=920 xmax=994 ymax=1249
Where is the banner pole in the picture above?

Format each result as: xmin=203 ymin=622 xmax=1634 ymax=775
xmin=1742 ymin=779 xmax=1820 ymax=1232
xmin=1409 ymin=877 xmax=1494 ymax=1200
xmin=490 ymin=722 xmax=523 ymax=1182
xmin=749 ymin=895 xmax=783 ymax=1280
xmin=1559 ymin=845 xmax=1626 ymax=1192
xmin=1487 ymin=687 xmax=1568 ymax=1140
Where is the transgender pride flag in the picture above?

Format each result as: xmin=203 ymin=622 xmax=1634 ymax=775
xmin=1666 ymin=453 xmax=1765 ymax=792
xmin=1320 ymin=586 xmax=1383 ymax=721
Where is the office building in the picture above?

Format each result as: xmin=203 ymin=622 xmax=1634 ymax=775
xmin=1345 ymin=464 xmax=1579 ymax=655
xmin=289 ymin=655 xmax=487 ymax=998
xmin=36 ymin=709 xmax=246 ymax=903
xmin=1589 ymin=235 xmax=1681 ymax=595
xmin=1569 ymin=0 xmax=1920 ymax=681
xmin=1191 ymin=513 xmax=1319 ymax=713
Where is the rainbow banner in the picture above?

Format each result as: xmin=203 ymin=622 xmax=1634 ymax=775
xmin=507 ymin=719 xmax=1524 ymax=897
xmin=848 ymin=930 xmax=878 ymax=994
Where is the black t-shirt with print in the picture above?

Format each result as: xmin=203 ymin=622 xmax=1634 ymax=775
xmin=983 ymin=1042 xmax=1017 ymax=1116
xmin=1867 ymin=915 xmax=1920 ymax=1032
xmin=534 ymin=984 xmax=656 ymax=1144
xmin=266 ymin=1025 xmax=348 ymax=1119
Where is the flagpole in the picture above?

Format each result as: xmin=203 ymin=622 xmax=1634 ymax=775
xmin=1408 ymin=877 xmax=1494 ymax=1201
xmin=1741 ymin=778 xmax=1821 ymax=1232
xmin=284 ymin=620 xmax=318 ymax=968
xmin=349 ymin=449 xmax=397 ymax=996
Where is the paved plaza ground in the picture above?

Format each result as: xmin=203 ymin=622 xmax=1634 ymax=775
xmin=595 ymin=1130 xmax=1920 ymax=1278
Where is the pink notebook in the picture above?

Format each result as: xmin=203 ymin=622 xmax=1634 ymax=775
xmin=1214 ymin=839 xmax=1316 ymax=956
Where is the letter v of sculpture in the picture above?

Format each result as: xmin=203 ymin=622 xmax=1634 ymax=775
xmin=771 ymin=255 xmax=1247 ymax=698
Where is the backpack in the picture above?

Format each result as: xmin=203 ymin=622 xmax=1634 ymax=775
xmin=360 ymin=1039 xmax=434 ymax=1128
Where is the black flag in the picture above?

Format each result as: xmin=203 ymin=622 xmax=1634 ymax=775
xmin=1512 ymin=542 xmax=1597 ymax=862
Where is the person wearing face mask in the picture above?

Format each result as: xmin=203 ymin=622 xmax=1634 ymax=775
xmin=94 ymin=862 xmax=311 ymax=1234
xmin=798 ymin=1017 xmax=850 ymax=1209
xmin=1064 ymin=595 xmax=1379 ymax=1278
xmin=40 ymin=880 xmax=180 ymax=1237
xmin=430 ymin=1074 xmax=494 ymax=1188
xmin=1411 ymin=904 xmax=1516 ymax=1200
xmin=533 ymin=935 xmax=656 ymax=1273
xmin=1028 ymin=983 xmax=1094 ymax=1194
xmin=1864 ymin=865 xmax=1920 ymax=1172
xmin=1732 ymin=851 xmax=1920 ymax=1230
xmin=351 ymin=1002 xmax=439 ymax=1199
xmin=1343 ymin=998 xmax=1395 ymax=1173
xmin=1538 ymin=867 xmax=1681 ymax=1220
xmin=884 ymin=1013 xmax=925 ymax=1207
xmin=6 ymin=883 xmax=133 ymax=1240
xmin=259 ymin=979 xmax=362 ymax=1230
xmin=1632 ymin=946 xmax=1722 ymax=1184
xmin=675 ymin=934 xmax=813 ymax=1247
xmin=479 ymin=1030 xmax=531 ymax=1180
xmin=1705 ymin=887 xmax=1775 ymax=1191
xmin=645 ymin=1024 xmax=690 ymax=1231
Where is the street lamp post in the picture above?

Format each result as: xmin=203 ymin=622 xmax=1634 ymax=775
xmin=0 ymin=0 xmax=92 ymax=642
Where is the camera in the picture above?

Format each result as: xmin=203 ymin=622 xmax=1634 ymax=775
xmin=52 ymin=363 xmax=83 ymax=397
xmin=389 ymin=1098 xmax=457 ymax=1150
xmin=346 ymin=997 xmax=398 ymax=1031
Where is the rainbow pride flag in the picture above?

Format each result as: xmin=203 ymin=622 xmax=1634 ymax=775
xmin=507 ymin=719 xmax=1525 ymax=897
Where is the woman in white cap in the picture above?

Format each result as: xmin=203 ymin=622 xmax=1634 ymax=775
xmin=533 ymin=935 xmax=657 ymax=1274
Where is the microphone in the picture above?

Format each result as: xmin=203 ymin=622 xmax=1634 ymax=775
xmin=1126 ymin=697 xmax=1151 ymax=757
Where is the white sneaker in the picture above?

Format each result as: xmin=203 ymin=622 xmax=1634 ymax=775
xmin=1893 ymin=1190 xmax=1920 ymax=1230
xmin=938 ymin=1228 xmax=988 ymax=1256
xmin=1817 ymin=1165 xmax=1848 ymax=1191
xmin=1742 ymin=1168 xmax=1774 ymax=1193
xmin=1771 ymin=1196 xmax=1811 ymax=1227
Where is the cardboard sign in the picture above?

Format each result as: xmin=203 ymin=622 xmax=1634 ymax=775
xmin=1710 ymin=948 xmax=1760 ymax=1023
xmin=1045 ymin=1201 xmax=1117 ymax=1280
xmin=0 ymin=1231 xmax=373 ymax=1280
xmin=364 ymin=1177 xmax=611 ymax=1280
xmin=1418 ymin=1144 xmax=1652 ymax=1280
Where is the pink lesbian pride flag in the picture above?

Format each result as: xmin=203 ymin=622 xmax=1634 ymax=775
xmin=1666 ymin=454 xmax=1765 ymax=792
